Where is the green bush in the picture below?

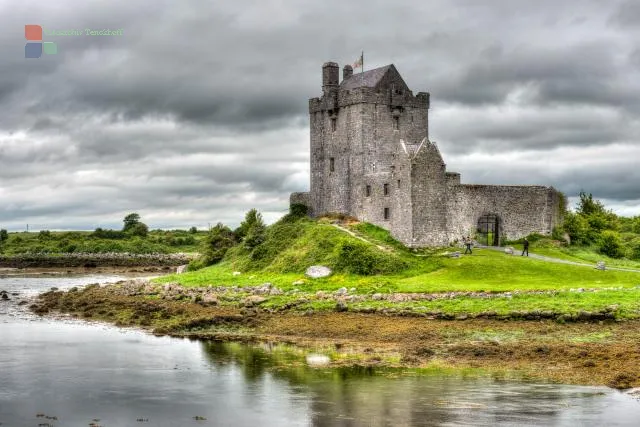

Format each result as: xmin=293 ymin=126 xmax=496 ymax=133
xmin=332 ymin=238 xmax=406 ymax=275
xmin=598 ymin=231 xmax=624 ymax=259
xmin=627 ymin=238 xmax=640 ymax=260
xmin=200 ymin=223 xmax=237 ymax=266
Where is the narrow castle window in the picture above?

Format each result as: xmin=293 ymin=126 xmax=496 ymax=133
xmin=383 ymin=183 xmax=389 ymax=196
xmin=331 ymin=118 xmax=336 ymax=132
xmin=384 ymin=207 xmax=390 ymax=220
xmin=329 ymin=157 xmax=335 ymax=172
xmin=397 ymin=179 xmax=401 ymax=188
xmin=393 ymin=116 xmax=399 ymax=130
xmin=365 ymin=185 xmax=371 ymax=197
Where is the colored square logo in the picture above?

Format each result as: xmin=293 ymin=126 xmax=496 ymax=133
xmin=43 ymin=42 xmax=57 ymax=54
xmin=25 ymin=24 xmax=42 ymax=41
xmin=25 ymin=42 xmax=42 ymax=58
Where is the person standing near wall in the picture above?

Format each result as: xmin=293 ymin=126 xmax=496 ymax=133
xmin=464 ymin=236 xmax=472 ymax=254
xmin=521 ymin=237 xmax=529 ymax=257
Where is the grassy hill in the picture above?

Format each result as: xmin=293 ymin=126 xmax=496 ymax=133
xmin=155 ymin=216 xmax=640 ymax=320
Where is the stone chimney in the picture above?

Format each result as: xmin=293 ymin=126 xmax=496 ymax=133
xmin=343 ymin=65 xmax=353 ymax=80
xmin=322 ymin=62 xmax=339 ymax=93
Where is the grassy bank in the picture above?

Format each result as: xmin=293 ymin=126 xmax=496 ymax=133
xmin=150 ymin=216 xmax=640 ymax=319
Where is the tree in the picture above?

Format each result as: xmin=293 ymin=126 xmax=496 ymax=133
xmin=123 ymin=213 xmax=142 ymax=232
xmin=577 ymin=191 xmax=606 ymax=216
xmin=122 ymin=213 xmax=148 ymax=237
xmin=201 ymin=223 xmax=237 ymax=266
xmin=128 ymin=222 xmax=149 ymax=238
xmin=562 ymin=211 xmax=590 ymax=245
xmin=0 ymin=229 xmax=7 ymax=244
xmin=189 ymin=226 xmax=198 ymax=234
xmin=236 ymin=209 xmax=266 ymax=250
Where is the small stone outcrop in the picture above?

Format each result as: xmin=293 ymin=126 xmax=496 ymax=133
xmin=305 ymin=265 xmax=332 ymax=278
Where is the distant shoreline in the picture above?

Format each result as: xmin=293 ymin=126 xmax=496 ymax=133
xmin=0 ymin=253 xmax=193 ymax=269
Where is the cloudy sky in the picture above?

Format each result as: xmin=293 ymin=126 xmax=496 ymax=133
xmin=0 ymin=0 xmax=638 ymax=231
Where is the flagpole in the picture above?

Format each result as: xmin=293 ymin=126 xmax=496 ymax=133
xmin=361 ymin=50 xmax=364 ymax=86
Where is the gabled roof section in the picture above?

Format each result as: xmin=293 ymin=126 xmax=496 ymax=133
xmin=339 ymin=64 xmax=410 ymax=92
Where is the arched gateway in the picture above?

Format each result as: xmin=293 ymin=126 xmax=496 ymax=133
xmin=477 ymin=214 xmax=501 ymax=246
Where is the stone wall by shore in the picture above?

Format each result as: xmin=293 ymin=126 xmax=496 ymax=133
xmin=0 ymin=252 xmax=193 ymax=268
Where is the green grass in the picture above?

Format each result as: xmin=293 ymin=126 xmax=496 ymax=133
xmin=513 ymin=243 xmax=640 ymax=270
xmin=302 ymin=289 xmax=640 ymax=319
xmin=157 ymin=218 xmax=640 ymax=295
xmin=396 ymin=249 xmax=640 ymax=292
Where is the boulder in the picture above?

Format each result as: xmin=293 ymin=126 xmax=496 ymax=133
xmin=253 ymin=283 xmax=273 ymax=294
xmin=305 ymin=265 xmax=332 ymax=278
xmin=596 ymin=261 xmax=606 ymax=271
xmin=335 ymin=287 xmax=348 ymax=296
xmin=201 ymin=293 xmax=218 ymax=305
xmin=232 ymin=271 xmax=242 ymax=276
xmin=244 ymin=296 xmax=267 ymax=307
xmin=176 ymin=265 xmax=188 ymax=274
xmin=450 ymin=251 xmax=461 ymax=258
xmin=269 ymin=287 xmax=284 ymax=296
xmin=504 ymin=247 xmax=515 ymax=255
xmin=335 ymin=300 xmax=348 ymax=312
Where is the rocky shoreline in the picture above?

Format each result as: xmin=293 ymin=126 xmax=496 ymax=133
xmin=27 ymin=279 xmax=640 ymax=389
xmin=96 ymin=279 xmax=628 ymax=322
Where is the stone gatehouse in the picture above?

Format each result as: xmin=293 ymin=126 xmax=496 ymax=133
xmin=290 ymin=61 xmax=563 ymax=247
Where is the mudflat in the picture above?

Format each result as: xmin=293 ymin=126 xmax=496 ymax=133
xmin=30 ymin=282 xmax=640 ymax=390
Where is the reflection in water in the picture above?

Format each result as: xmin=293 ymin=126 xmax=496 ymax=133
xmin=199 ymin=341 xmax=639 ymax=427
xmin=1 ymin=274 xmax=639 ymax=426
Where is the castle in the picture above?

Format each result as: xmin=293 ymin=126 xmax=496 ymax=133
xmin=290 ymin=61 xmax=563 ymax=247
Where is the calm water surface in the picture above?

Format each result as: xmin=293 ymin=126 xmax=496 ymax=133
xmin=1 ymin=273 xmax=639 ymax=426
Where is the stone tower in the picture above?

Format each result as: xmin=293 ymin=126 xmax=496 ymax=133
xmin=290 ymin=61 xmax=563 ymax=247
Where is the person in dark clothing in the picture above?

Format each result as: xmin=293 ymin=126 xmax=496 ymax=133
xmin=464 ymin=236 xmax=472 ymax=254
xmin=521 ymin=238 xmax=529 ymax=256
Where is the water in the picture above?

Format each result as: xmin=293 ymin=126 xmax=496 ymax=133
xmin=1 ymin=273 xmax=639 ymax=426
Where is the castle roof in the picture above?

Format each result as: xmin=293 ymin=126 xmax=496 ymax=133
xmin=339 ymin=64 xmax=394 ymax=90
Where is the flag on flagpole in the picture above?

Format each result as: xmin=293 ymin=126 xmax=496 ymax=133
xmin=353 ymin=52 xmax=363 ymax=69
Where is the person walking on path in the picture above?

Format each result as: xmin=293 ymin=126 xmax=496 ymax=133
xmin=464 ymin=236 xmax=473 ymax=254
xmin=522 ymin=237 xmax=529 ymax=257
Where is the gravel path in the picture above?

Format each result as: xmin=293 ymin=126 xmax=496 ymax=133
xmin=479 ymin=245 xmax=640 ymax=273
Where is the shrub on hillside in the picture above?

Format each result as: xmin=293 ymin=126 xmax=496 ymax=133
xmin=200 ymin=223 xmax=237 ymax=267
xmin=332 ymin=238 xmax=407 ymax=275
xmin=627 ymin=238 xmax=640 ymax=260
xmin=281 ymin=204 xmax=308 ymax=223
xmin=598 ymin=231 xmax=625 ymax=259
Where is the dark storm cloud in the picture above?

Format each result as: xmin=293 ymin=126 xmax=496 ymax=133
xmin=0 ymin=0 xmax=638 ymax=231
xmin=610 ymin=0 xmax=640 ymax=28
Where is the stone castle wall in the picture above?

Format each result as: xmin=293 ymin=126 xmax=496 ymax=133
xmin=298 ymin=61 xmax=563 ymax=248
xmin=446 ymin=184 xmax=562 ymax=243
